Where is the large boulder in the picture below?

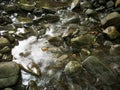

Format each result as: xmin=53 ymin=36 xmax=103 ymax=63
xmin=101 ymin=12 xmax=120 ymax=28
xmin=82 ymin=56 xmax=118 ymax=85
xmin=0 ymin=62 xmax=20 ymax=88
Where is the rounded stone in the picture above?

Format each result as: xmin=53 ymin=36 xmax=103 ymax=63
xmin=0 ymin=62 xmax=20 ymax=78
xmin=64 ymin=61 xmax=82 ymax=76
xmin=0 ymin=38 xmax=10 ymax=48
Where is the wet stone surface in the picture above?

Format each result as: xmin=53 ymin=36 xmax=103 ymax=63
xmin=0 ymin=0 xmax=120 ymax=90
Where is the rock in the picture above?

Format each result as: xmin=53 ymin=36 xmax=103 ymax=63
xmin=98 ymin=0 xmax=106 ymax=5
xmin=64 ymin=61 xmax=82 ymax=76
xmin=4 ymin=88 xmax=13 ymax=90
xmin=110 ymin=44 xmax=120 ymax=55
xmin=80 ymin=1 xmax=92 ymax=9
xmin=63 ymin=16 xmax=80 ymax=25
xmin=101 ymin=12 xmax=120 ymax=28
xmin=82 ymin=56 xmax=118 ymax=85
xmin=106 ymin=1 xmax=114 ymax=8
xmin=47 ymin=36 xmax=63 ymax=46
xmin=103 ymin=26 xmax=120 ymax=39
xmin=0 ymin=62 xmax=20 ymax=88
xmin=0 ymin=16 xmax=12 ymax=26
xmin=71 ymin=34 xmax=95 ymax=47
xmin=115 ymin=0 xmax=120 ymax=7
xmin=0 ymin=46 xmax=11 ymax=53
xmin=4 ymin=4 xmax=20 ymax=12
xmin=18 ymin=0 xmax=36 ymax=11
xmin=0 ymin=37 xmax=10 ymax=48
xmin=17 ymin=16 xmax=33 ymax=24
xmin=2 ymin=53 xmax=13 ymax=61
xmin=26 ymin=80 xmax=38 ymax=90
xmin=103 ymin=40 xmax=113 ymax=47
xmin=85 ymin=9 xmax=97 ymax=16
xmin=42 ymin=14 xmax=60 ymax=23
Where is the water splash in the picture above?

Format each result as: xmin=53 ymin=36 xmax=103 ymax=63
xmin=12 ymin=36 xmax=58 ymax=85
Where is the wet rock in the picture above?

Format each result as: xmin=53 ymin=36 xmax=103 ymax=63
xmin=80 ymin=1 xmax=92 ymax=9
xmin=42 ymin=7 xmax=56 ymax=14
xmin=63 ymin=16 xmax=80 ymax=25
xmin=0 ymin=53 xmax=2 ymax=58
xmin=0 ymin=46 xmax=11 ymax=53
xmin=0 ymin=16 xmax=12 ymax=26
xmin=2 ymin=53 xmax=13 ymax=61
xmin=34 ymin=14 xmax=60 ymax=23
xmin=103 ymin=40 xmax=113 ymax=47
xmin=103 ymin=26 xmax=120 ymax=39
xmin=98 ymin=0 xmax=106 ymax=5
xmin=85 ymin=9 xmax=97 ymax=16
xmin=4 ymin=88 xmax=13 ymax=90
xmin=101 ymin=12 xmax=120 ymax=28
xmin=0 ymin=62 xmax=20 ymax=88
xmin=47 ymin=36 xmax=63 ymax=46
xmin=0 ymin=37 xmax=10 ymax=48
xmin=82 ymin=56 xmax=118 ymax=85
xmin=62 ymin=24 xmax=79 ymax=38
xmin=115 ymin=0 xmax=120 ymax=7
xmin=64 ymin=61 xmax=82 ymax=76
xmin=106 ymin=1 xmax=114 ymax=8
xmin=17 ymin=16 xmax=33 ymax=24
xmin=71 ymin=34 xmax=95 ymax=47
xmin=110 ymin=44 xmax=120 ymax=55
xmin=26 ymin=80 xmax=38 ymax=90
xmin=18 ymin=0 xmax=36 ymax=11
xmin=42 ymin=14 xmax=60 ymax=23
xmin=95 ymin=6 xmax=105 ymax=11
xmin=4 ymin=4 xmax=20 ymax=12
xmin=70 ymin=0 xmax=80 ymax=10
